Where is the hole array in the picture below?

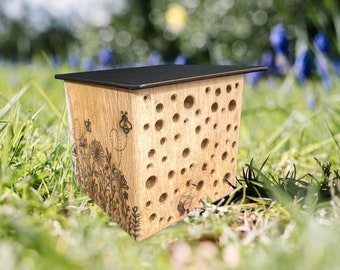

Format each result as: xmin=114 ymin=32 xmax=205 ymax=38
xmin=143 ymin=82 xmax=240 ymax=222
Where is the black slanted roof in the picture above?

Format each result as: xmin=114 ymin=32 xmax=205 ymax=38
xmin=55 ymin=64 xmax=267 ymax=90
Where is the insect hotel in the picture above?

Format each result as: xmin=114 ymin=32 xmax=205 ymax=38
xmin=55 ymin=64 xmax=266 ymax=241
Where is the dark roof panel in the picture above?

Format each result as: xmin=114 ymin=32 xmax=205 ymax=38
xmin=55 ymin=64 xmax=267 ymax=90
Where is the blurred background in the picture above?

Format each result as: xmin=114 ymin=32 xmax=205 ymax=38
xmin=1 ymin=0 xmax=339 ymax=68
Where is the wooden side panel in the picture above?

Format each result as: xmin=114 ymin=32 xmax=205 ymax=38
xmin=132 ymin=74 xmax=244 ymax=239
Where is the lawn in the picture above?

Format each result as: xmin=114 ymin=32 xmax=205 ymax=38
xmin=1 ymin=61 xmax=340 ymax=270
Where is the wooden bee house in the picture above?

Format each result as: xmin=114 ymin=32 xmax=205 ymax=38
xmin=55 ymin=64 xmax=266 ymax=241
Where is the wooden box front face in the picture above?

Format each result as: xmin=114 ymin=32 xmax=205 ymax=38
xmin=65 ymin=74 xmax=244 ymax=241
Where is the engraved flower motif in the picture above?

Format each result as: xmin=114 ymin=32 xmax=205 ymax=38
xmin=90 ymin=140 xmax=104 ymax=165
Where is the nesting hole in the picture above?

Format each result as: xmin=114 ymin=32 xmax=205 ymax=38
xmin=162 ymin=156 xmax=167 ymax=162
xmin=228 ymin=100 xmax=237 ymax=111
xmin=235 ymin=82 xmax=239 ymax=88
xmin=211 ymin=102 xmax=218 ymax=112
xmin=172 ymin=113 xmax=180 ymax=122
xmin=184 ymin=118 xmax=189 ymax=124
xmin=160 ymin=137 xmax=167 ymax=145
xmin=171 ymin=94 xmax=177 ymax=101
xmin=159 ymin=193 xmax=168 ymax=203
xmin=213 ymin=180 xmax=219 ymax=187
xmin=181 ymin=168 xmax=186 ymax=175
xmin=210 ymin=169 xmax=216 ymax=175
xmin=226 ymin=124 xmax=232 ymax=131
xmin=205 ymin=87 xmax=211 ymax=94
xmin=174 ymin=133 xmax=181 ymax=141
xmin=148 ymin=149 xmax=156 ymax=158
xmin=190 ymin=163 xmax=195 ymax=169
xmin=155 ymin=119 xmax=164 ymax=131
xmin=195 ymin=109 xmax=201 ymax=116
xmin=184 ymin=95 xmax=194 ymax=109
xmin=167 ymin=216 xmax=174 ymax=223
xmin=223 ymin=173 xmax=232 ymax=183
xmin=146 ymin=163 xmax=153 ymax=169
xmin=214 ymin=142 xmax=219 ymax=148
xmin=186 ymin=180 xmax=192 ymax=187
xmin=143 ymin=123 xmax=150 ymax=130
xmin=196 ymin=180 xmax=204 ymax=190
xmin=182 ymin=148 xmax=190 ymax=158
xmin=202 ymin=163 xmax=208 ymax=170
xmin=213 ymin=123 xmax=218 ymax=129
xmin=195 ymin=126 xmax=201 ymax=134
xmin=201 ymin=138 xmax=209 ymax=149
xmin=222 ymin=151 xmax=228 ymax=160
xmin=143 ymin=94 xmax=151 ymax=101
xmin=205 ymin=117 xmax=210 ymax=124
xmin=226 ymin=84 xmax=232 ymax=93
xmin=234 ymin=125 xmax=238 ymax=131
xmin=168 ymin=170 xmax=175 ymax=179
xmin=215 ymin=88 xmax=221 ymax=96
xmin=232 ymin=141 xmax=237 ymax=148
xmin=149 ymin=213 xmax=156 ymax=221
xmin=145 ymin=201 xmax=151 ymax=207
xmin=174 ymin=188 xmax=179 ymax=194
xmin=146 ymin=175 xmax=157 ymax=189
xmin=156 ymin=103 xmax=164 ymax=112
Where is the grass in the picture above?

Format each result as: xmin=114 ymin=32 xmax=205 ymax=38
xmin=1 ymin=62 xmax=340 ymax=269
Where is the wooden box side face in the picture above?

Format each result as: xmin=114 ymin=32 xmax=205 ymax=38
xmin=65 ymin=82 xmax=143 ymax=240
xmin=133 ymin=74 xmax=244 ymax=238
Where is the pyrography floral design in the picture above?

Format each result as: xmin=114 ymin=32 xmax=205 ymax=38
xmin=71 ymin=116 xmax=141 ymax=240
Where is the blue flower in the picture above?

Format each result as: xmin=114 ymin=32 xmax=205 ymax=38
xmin=147 ymin=51 xmax=163 ymax=66
xmin=67 ymin=53 xmax=79 ymax=69
xmin=174 ymin=54 xmax=188 ymax=65
xmin=245 ymin=51 xmax=273 ymax=86
xmin=294 ymin=47 xmax=311 ymax=84
xmin=99 ymin=47 xmax=114 ymax=69
xmin=270 ymin=24 xmax=289 ymax=55
xmin=81 ymin=57 xmax=96 ymax=71
xmin=314 ymin=53 xmax=332 ymax=90
xmin=306 ymin=89 xmax=316 ymax=110
xmin=51 ymin=54 xmax=61 ymax=67
xmin=314 ymin=33 xmax=329 ymax=54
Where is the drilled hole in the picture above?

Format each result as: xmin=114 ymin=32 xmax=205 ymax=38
xmin=223 ymin=173 xmax=231 ymax=183
xmin=156 ymin=103 xmax=164 ymax=112
xmin=162 ymin=156 xmax=167 ymax=162
xmin=202 ymin=163 xmax=208 ymax=170
xmin=226 ymin=124 xmax=232 ymax=131
xmin=235 ymin=82 xmax=239 ymax=88
xmin=146 ymin=175 xmax=157 ymax=188
xmin=143 ymin=94 xmax=151 ymax=101
xmin=167 ymin=216 xmax=174 ymax=223
xmin=148 ymin=149 xmax=155 ymax=158
xmin=226 ymin=84 xmax=232 ymax=93
xmin=149 ymin=213 xmax=156 ymax=221
xmin=211 ymin=102 xmax=218 ymax=112
xmin=222 ymin=151 xmax=228 ymax=160
xmin=195 ymin=109 xmax=201 ymax=116
xmin=181 ymin=168 xmax=186 ymax=175
xmin=159 ymin=193 xmax=168 ymax=203
xmin=174 ymin=188 xmax=179 ymax=194
xmin=215 ymin=88 xmax=221 ymax=96
xmin=234 ymin=125 xmax=238 ymax=131
xmin=221 ymin=107 xmax=226 ymax=113
xmin=228 ymin=100 xmax=237 ymax=111
xmin=146 ymin=163 xmax=153 ymax=169
xmin=201 ymin=138 xmax=209 ymax=149
xmin=195 ymin=126 xmax=201 ymax=134
xmin=143 ymin=123 xmax=150 ymax=130
xmin=183 ymin=118 xmax=189 ymax=124
xmin=145 ymin=201 xmax=151 ymax=207
xmin=184 ymin=95 xmax=194 ymax=109
xmin=205 ymin=87 xmax=211 ymax=94
xmin=186 ymin=180 xmax=191 ymax=187
xmin=231 ymin=157 xmax=235 ymax=163
xmin=214 ymin=142 xmax=219 ymax=148
xmin=210 ymin=169 xmax=216 ymax=175
xmin=172 ymin=113 xmax=180 ymax=122
xmin=232 ymin=141 xmax=237 ymax=148
xmin=168 ymin=170 xmax=175 ymax=179
xmin=205 ymin=117 xmax=210 ymax=124
xmin=155 ymin=119 xmax=164 ymax=131
xmin=190 ymin=163 xmax=195 ymax=169
xmin=160 ymin=137 xmax=166 ymax=145
xmin=174 ymin=133 xmax=181 ymax=141
xmin=171 ymin=94 xmax=177 ymax=101
xmin=196 ymin=180 xmax=204 ymax=190
xmin=213 ymin=180 xmax=219 ymax=187
xmin=159 ymin=217 xmax=164 ymax=223
xmin=213 ymin=123 xmax=218 ymax=129
xmin=182 ymin=148 xmax=190 ymax=158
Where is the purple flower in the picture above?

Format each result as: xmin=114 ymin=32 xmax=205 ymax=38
xmin=294 ymin=47 xmax=311 ymax=84
xmin=99 ymin=47 xmax=114 ymax=69
xmin=81 ymin=57 xmax=96 ymax=71
xmin=147 ymin=51 xmax=163 ymax=66
xmin=174 ymin=54 xmax=188 ymax=65
xmin=245 ymin=51 xmax=273 ymax=86
xmin=314 ymin=33 xmax=329 ymax=54
xmin=270 ymin=24 xmax=289 ymax=55
xmin=314 ymin=53 xmax=332 ymax=90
